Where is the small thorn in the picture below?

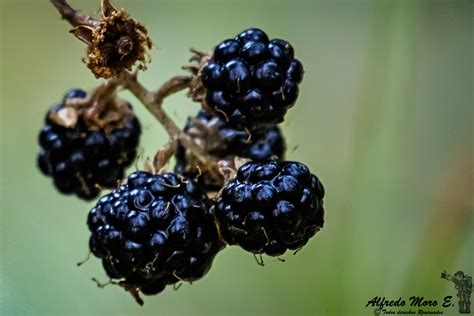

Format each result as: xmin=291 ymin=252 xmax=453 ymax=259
xmin=120 ymin=282 xmax=144 ymax=306
xmin=195 ymin=165 xmax=202 ymax=178
xmin=280 ymin=86 xmax=286 ymax=101
xmin=244 ymin=127 xmax=252 ymax=143
xmin=261 ymin=227 xmax=270 ymax=246
xmin=173 ymin=271 xmax=186 ymax=283
xmin=91 ymin=277 xmax=114 ymax=288
xmin=293 ymin=247 xmax=303 ymax=255
xmin=77 ymin=251 xmax=91 ymax=266
xmin=253 ymin=253 xmax=265 ymax=267
xmin=173 ymin=282 xmax=183 ymax=291
xmin=229 ymin=226 xmax=247 ymax=235
xmin=215 ymin=107 xmax=229 ymax=123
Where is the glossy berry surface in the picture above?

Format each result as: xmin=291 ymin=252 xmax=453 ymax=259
xmin=174 ymin=110 xmax=286 ymax=190
xmin=37 ymin=89 xmax=141 ymax=200
xmin=87 ymin=171 xmax=223 ymax=297
xmin=202 ymin=28 xmax=304 ymax=129
xmin=214 ymin=160 xmax=324 ymax=256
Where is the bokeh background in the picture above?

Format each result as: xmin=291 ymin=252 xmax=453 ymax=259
xmin=0 ymin=0 xmax=472 ymax=315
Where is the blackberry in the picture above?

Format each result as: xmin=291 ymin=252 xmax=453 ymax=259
xmin=87 ymin=171 xmax=223 ymax=301
xmin=174 ymin=110 xmax=285 ymax=190
xmin=202 ymin=28 xmax=304 ymax=129
xmin=62 ymin=88 xmax=87 ymax=100
xmin=37 ymin=89 xmax=141 ymax=200
xmin=214 ymin=160 xmax=324 ymax=256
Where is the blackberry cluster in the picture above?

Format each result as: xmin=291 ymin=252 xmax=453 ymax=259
xmin=175 ymin=110 xmax=285 ymax=189
xmin=40 ymin=17 xmax=326 ymax=304
xmin=202 ymin=28 xmax=304 ymax=129
xmin=37 ymin=89 xmax=141 ymax=200
xmin=87 ymin=171 xmax=223 ymax=296
xmin=214 ymin=161 xmax=324 ymax=256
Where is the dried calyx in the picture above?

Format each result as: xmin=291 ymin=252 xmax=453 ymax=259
xmin=49 ymin=82 xmax=134 ymax=133
xmin=51 ymin=0 xmax=152 ymax=79
xmin=183 ymin=49 xmax=212 ymax=108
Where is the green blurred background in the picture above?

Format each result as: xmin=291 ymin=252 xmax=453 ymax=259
xmin=0 ymin=0 xmax=472 ymax=315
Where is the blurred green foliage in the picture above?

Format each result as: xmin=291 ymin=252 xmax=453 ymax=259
xmin=0 ymin=0 xmax=472 ymax=315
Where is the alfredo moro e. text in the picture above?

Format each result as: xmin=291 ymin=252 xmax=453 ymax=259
xmin=366 ymin=296 xmax=453 ymax=309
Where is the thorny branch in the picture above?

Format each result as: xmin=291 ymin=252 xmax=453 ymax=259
xmin=50 ymin=0 xmax=98 ymax=27
xmin=50 ymin=0 xmax=221 ymax=175
xmin=50 ymin=0 xmax=99 ymax=43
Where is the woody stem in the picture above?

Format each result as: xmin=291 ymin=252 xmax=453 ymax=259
xmin=87 ymin=79 xmax=120 ymax=115
xmin=50 ymin=0 xmax=98 ymax=27
xmin=51 ymin=0 xmax=221 ymax=175
xmin=116 ymin=72 xmax=220 ymax=174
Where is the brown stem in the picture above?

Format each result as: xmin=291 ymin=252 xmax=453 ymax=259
xmin=50 ymin=0 xmax=98 ymax=27
xmin=87 ymin=79 xmax=120 ymax=116
xmin=116 ymin=72 xmax=220 ymax=174
xmin=50 ymin=0 xmax=99 ymax=44
xmin=154 ymin=76 xmax=193 ymax=102
xmin=117 ymin=72 xmax=181 ymax=136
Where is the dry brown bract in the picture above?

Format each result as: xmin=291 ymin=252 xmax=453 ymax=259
xmin=48 ymin=81 xmax=135 ymax=133
xmin=70 ymin=0 xmax=152 ymax=79
xmin=183 ymin=49 xmax=212 ymax=107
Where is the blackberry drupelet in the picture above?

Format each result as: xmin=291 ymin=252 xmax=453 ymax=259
xmin=62 ymin=88 xmax=87 ymax=100
xmin=214 ymin=160 xmax=324 ymax=256
xmin=37 ymin=89 xmax=141 ymax=200
xmin=201 ymin=28 xmax=304 ymax=129
xmin=174 ymin=110 xmax=285 ymax=190
xmin=87 ymin=171 xmax=223 ymax=299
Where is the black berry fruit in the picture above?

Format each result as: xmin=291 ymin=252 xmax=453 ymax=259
xmin=174 ymin=110 xmax=286 ymax=190
xmin=37 ymin=89 xmax=141 ymax=200
xmin=202 ymin=28 xmax=304 ymax=129
xmin=214 ymin=160 xmax=324 ymax=256
xmin=87 ymin=171 xmax=223 ymax=299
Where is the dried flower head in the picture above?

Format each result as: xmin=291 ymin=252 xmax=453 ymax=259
xmin=68 ymin=0 xmax=152 ymax=78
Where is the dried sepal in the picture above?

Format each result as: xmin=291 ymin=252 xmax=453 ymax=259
xmin=184 ymin=49 xmax=212 ymax=106
xmin=233 ymin=156 xmax=252 ymax=171
xmin=186 ymin=116 xmax=225 ymax=154
xmin=152 ymin=139 xmax=177 ymax=173
xmin=143 ymin=157 xmax=156 ymax=174
xmin=70 ymin=25 xmax=95 ymax=44
xmin=83 ymin=96 xmax=134 ymax=132
xmin=48 ymin=82 xmax=135 ymax=133
xmin=48 ymin=107 xmax=79 ymax=128
xmin=101 ymin=0 xmax=118 ymax=18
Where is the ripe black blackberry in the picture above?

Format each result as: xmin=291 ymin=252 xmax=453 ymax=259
xmin=174 ymin=110 xmax=286 ymax=190
xmin=87 ymin=171 xmax=223 ymax=302
xmin=214 ymin=160 xmax=324 ymax=256
xmin=37 ymin=89 xmax=141 ymax=200
xmin=201 ymin=28 xmax=304 ymax=129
